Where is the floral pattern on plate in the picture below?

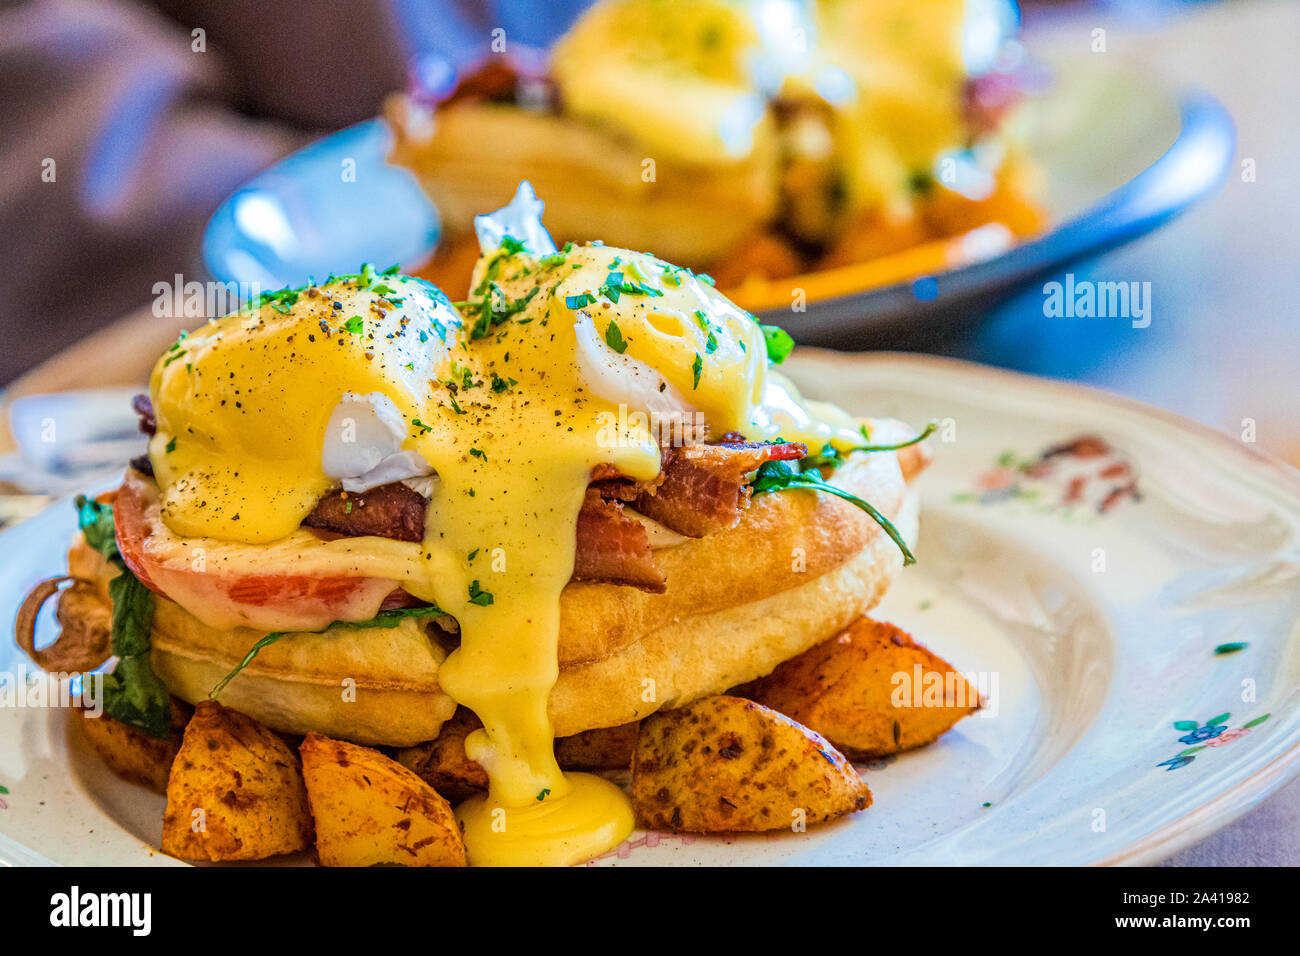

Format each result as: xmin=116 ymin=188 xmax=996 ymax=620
xmin=952 ymin=434 xmax=1141 ymax=514
xmin=1158 ymin=713 xmax=1272 ymax=771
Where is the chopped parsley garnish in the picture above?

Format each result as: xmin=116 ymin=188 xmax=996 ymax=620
xmin=467 ymin=548 xmax=479 ymax=562
xmin=705 ymin=331 xmax=718 ymax=354
xmin=605 ymin=319 xmax=628 ymax=354
xmin=463 ymin=284 xmax=539 ymax=340
xmin=537 ymin=788 xmax=551 ymax=801
xmin=565 ymin=293 xmax=596 ymax=309
xmin=448 ymin=361 xmax=475 ymax=391
xmin=691 ymin=353 xmax=703 ymax=389
xmin=412 ymin=418 xmax=432 ymax=435
xmin=469 ymin=447 xmax=486 ymax=460
xmin=467 ymin=580 xmax=494 ymax=606
xmin=165 ymin=437 xmax=177 ymax=454
xmin=473 ymin=241 xmax=526 ymax=296
xmin=538 ymin=242 xmax=575 ymax=269
xmin=244 ymin=265 xmax=411 ymax=317
xmin=490 ymin=372 xmax=518 ymax=393
xmin=599 ymin=271 xmax=663 ymax=303
xmin=759 ymin=324 xmax=795 ymax=365
xmin=342 ymin=315 xmax=365 ymax=335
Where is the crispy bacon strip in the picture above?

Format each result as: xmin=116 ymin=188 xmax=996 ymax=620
xmin=572 ymin=491 xmax=665 ymax=592
xmin=303 ymin=482 xmax=666 ymax=593
xmin=304 ymin=483 xmax=426 ymax=542
xmin=299 ymin=440 xmax=806 ymax=589
xmin=603 ymin=440 xmax=807 ymax=538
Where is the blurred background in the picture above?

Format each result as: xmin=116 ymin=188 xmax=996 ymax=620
xmin=0 ymin=0 xmax=1296 ymax=863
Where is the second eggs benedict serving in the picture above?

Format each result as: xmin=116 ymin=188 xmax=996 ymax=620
xmin=81 ymin=183 xmax=932 ymax=866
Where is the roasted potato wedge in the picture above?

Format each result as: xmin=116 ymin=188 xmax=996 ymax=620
xmin=631 ymin=695 xmax=870 ymax=832
xmin=394 ymin=707 xmax=488 ymax=803
xmin=742 ymin=617 xmax=979 ymax=758
xmin=161 ymin=701 xmax=313 ymax=861
xmin=300 ymin=733 xmax=467 ymax=867
xmin=555 ymin=720 xmax=640 ymax=771
xmin=80 ymin=697 xmax=192 ymax=794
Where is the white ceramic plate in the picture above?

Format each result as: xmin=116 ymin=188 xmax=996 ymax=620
xmin=1 ymin=354 xmax=1297 ymax=866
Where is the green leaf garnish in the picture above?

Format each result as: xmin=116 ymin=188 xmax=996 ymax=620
xmin=760 ymin=324 xmax=794 ymax=365
xmin=73 ymin=496 xmax=171 ymax=738
xmin=468 ymin=580 xmax=494 ymax=607
xmin=856 ymin=421 xmax=939 ymax=452
xmin=464 ymin=284 xmax=538 ymax=339
xmin=605 ymin=319 xmax=628 ymax=354
xmin=750 ymin=460 xmax=916 ymax=565
xmin=208 ymin=604 xmax=448 ymax=699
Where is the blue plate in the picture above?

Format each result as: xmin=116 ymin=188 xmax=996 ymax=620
xmin=203 ymin=121 xmax=440 ymax=291
xmin=203 ymin=71 xmax=1234 ymax=345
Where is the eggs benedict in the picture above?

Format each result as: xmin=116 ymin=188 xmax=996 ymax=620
xmin=55 ymin=183 xmax=931 ymax=866
xmin=388 ymin=0 xmax=1039 ymax=295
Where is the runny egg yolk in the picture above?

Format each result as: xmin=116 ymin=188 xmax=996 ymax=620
xmin=148 ymin=245 xmax=864 ymax=866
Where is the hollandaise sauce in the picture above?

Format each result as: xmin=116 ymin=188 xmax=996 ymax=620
xmin=147 ymin=188 xmax=874 ymax=866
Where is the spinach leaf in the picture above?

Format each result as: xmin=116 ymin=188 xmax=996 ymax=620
xmin=75 ymin=495 xmax=172 ymax=738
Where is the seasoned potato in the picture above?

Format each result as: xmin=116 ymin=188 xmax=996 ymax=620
xmin=398 ymin=708 xmax=640 ymax=801
xmin=555 ymin=720 xmax=639 ymax=771
xmin=300 ymin=733 xmax=467 ymax=867
xmin=161 ymin=701 xmax=313 ymax=861
xmin=394 ymin=707 xmax=488 ymax=803
xmin=742 ymin=617 xmax=979 ymax=758
xmin=80 ymin=697 xmax=193 ymax=794
xmin=631 ymin=695 xmax=870 ymax=833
